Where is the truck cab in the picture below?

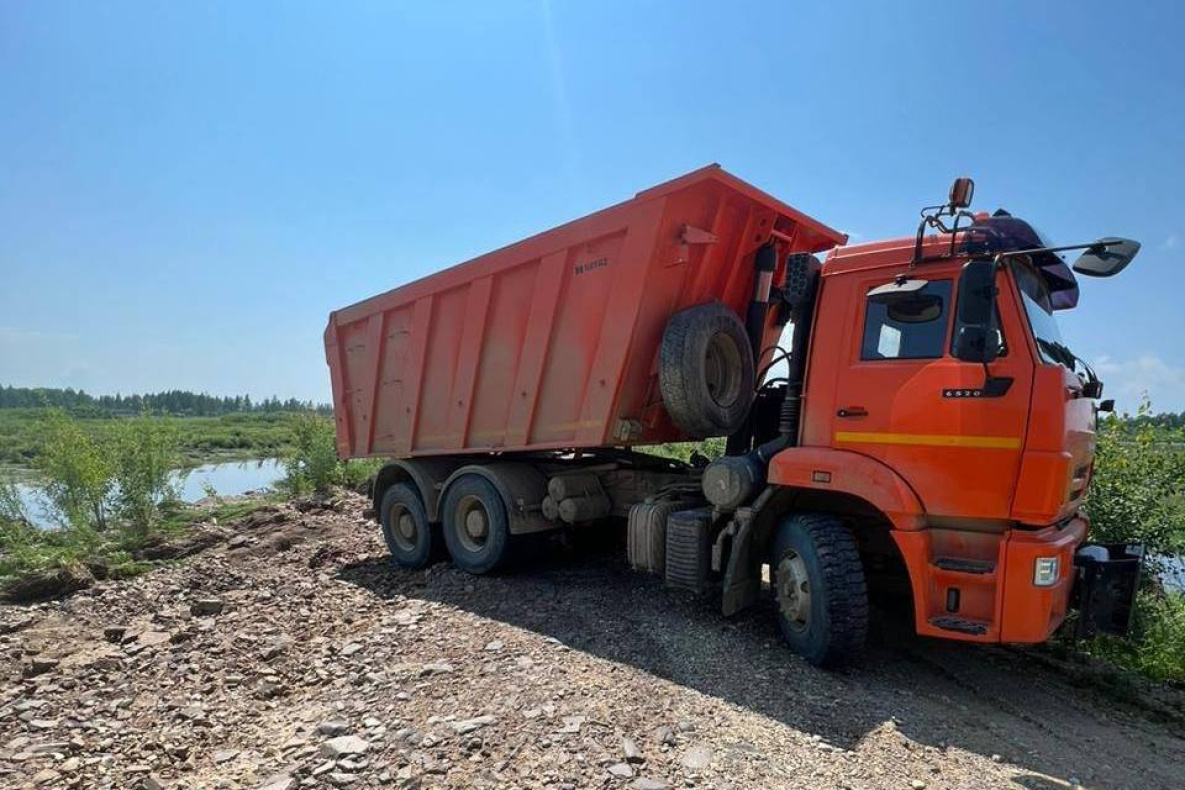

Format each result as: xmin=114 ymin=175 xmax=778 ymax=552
xmin=763 ymin=208 xmax=1140 ymax=648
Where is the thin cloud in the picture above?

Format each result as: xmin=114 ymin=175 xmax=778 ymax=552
xmin=1162 ymin=235 xmax=1178 ymax=250
xmin=1093 ymin=354 xmax=1185 ymax=413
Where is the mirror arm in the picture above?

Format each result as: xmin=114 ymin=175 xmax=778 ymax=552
xmin=993 ymin=240 xmax=1125 ymax=262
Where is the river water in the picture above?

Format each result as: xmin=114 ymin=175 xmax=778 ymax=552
xmin=14 ymin=458 xmax=286 ymax=529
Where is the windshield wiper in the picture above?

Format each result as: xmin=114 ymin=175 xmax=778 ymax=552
xmin=1037 ymin=338 xmax=1099 ymax=385
xmin=1037 ymin=338 xmax=1076 ymax=368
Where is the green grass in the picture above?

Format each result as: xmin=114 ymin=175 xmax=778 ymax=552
xmin=1 ymin=495 xmax=281 ymax=599
xmin=0 ymin=409 xmax=300 ymax=470
xmin=641 ymin=437 xmax=726 ymax=464
xmin=157 ymin=494 xmax=284 ymax=535
xmin=1081 ymin=590 xmax=1185 ymax=685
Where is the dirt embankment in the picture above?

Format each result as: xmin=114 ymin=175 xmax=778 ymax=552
xmin=1 ymin=494 xmax=1183 ymax=790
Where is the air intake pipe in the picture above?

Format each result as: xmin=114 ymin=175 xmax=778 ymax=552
xmin=744 ymin=243 xmax=779 ymax=363
xmin=704 ymin=253 xmax=821 ymax=510
xmin=768 ymin=253 xmax=822 ymax=451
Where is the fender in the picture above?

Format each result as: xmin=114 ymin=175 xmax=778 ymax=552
xmin=373 ymin=457 xmax=461 ymax=523
xmin=767 ymin=446 xmax=926 ymax=530
xmin=439 ymin=463 xmax=553 ymax=535
xmin=720 ymin=447 xmax=926 ymax=617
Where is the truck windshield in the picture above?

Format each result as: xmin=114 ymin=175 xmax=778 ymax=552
xmin=1012 ymin=259 xmax=1075 ymax=369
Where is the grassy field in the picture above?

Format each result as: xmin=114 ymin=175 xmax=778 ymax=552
xmin=0 ymin=409 xmax=299 ymax=471
xmin=1 ymin=405 xmax=1183 ymax=684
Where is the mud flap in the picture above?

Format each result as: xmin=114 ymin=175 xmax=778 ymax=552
xmin=721 ymin=508 xmax=761 ymax=616
xmin=1072 ymin=543 xmax=1143 ymax=638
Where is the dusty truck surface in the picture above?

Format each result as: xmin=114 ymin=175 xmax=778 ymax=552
xmin=325 ymin=165 xmax=1143 ymax=666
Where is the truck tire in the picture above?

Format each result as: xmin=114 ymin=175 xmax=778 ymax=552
xmin=441 ymin=473 xmax=514 ymax=574
xmin=379 ymin=483 xmax=435 ymax=569
xmin=770 ymin=512 xmax=868 ymax=667
xmin=659 ymin=302 xmax=755 ymax=438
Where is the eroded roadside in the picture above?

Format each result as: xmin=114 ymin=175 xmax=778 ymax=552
xmin=1 ymin=493 xmax=1182 ymax=790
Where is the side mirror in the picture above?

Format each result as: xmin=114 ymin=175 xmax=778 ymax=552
xmin=1072 ymin=237 xmax=1140 ymax=278
xmin=949 ymin=177 xmax=975 ymax=210
xmin=953 ymin=259 xmax=1001 ymax=363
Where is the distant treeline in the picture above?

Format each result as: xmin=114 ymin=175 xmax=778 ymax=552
xmin=1122 ymin=411 xmax=1185 ymax=431
xmin=0 ymin=385 xmax=331 ymax=417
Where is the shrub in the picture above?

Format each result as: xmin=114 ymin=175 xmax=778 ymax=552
xmin=111 ymin=416 xmax=183 ymax=537
xmin=283 ymin=414 xmax=343 ymax=494
xmin=1080 ymin=400 xmax=1185 ymax=684
xmin=644 ymin=437 xmax=727 ymax=464
xmin=1085 ymin=405 xmax=1185 ymax=564
xmin=34 ymin=408 xmax=114 ymax=531
xmin=0 ymin=479 xmax=28 ymax=527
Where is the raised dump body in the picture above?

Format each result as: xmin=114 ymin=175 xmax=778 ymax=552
xmin=325 ymin=165 xmax=845 ymax=459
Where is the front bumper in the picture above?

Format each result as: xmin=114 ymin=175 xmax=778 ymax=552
xmin=1071 ymin=543 xmax=1143 ymax=638
xmin=997 ymin=518 xmax=1088 ymax=642
xmin=897 ymin=516 xmax=1143 ymax=644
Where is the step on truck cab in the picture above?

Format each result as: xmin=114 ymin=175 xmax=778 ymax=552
xmin=325 ymin=165 xmax=1143 ymax=666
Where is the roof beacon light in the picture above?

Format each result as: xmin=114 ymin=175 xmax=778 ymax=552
xmin=949 ymin=177 xmax=975 ymax=210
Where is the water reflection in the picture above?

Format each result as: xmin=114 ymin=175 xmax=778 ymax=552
xmin=13 ymin=458 xmax=286 ymax=529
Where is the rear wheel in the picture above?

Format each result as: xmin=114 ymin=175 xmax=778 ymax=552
xmin=770 ymin=512 xmax=868 ymax=667
xmin=442 ymin=474 xmax=513 ymax=574
xmin=379 ymin=483 xmax=434 ymax=569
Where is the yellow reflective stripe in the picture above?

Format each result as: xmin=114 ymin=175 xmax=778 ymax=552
xmin=834 ymin=431 xmax=1021 ymax=449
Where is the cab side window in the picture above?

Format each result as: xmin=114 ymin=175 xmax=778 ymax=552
xmin=860 ymin=281 xmax=952 ymax=360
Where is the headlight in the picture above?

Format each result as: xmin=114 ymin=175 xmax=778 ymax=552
xmin=1034 ymin=557 xmax=1060 ymax=587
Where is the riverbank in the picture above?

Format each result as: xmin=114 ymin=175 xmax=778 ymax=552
xmin=0 ymin=409 xmax=302 ymax=470
xmin=11 ymin=458 xmax=287 ymax=530
xmin=2 ymin=490 xmax=1182 ymax=790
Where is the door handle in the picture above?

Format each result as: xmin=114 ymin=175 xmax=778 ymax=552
xmin=837 ymin=407 xmax=868 ymax=418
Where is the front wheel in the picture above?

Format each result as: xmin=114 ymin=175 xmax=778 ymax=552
xmin=770 ymin=512 xmax=868 ymax=667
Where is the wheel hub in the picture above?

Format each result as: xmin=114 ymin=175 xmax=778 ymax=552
xmin=776 ymin=552 xmax=811 ymax=631
xmin=387 ymin=503 xmax=419 ymax=552
xmin=455 ymin=494 xmax=491 ymax=553
xmin=397 ymin=512 xmax=416 ymax=540
xmin=465 ymin=508 xmax=488 ymax=539
xmin=704 ymin=332 xmax=742 ymax=408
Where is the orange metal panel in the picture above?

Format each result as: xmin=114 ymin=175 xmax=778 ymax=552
xmin=360 ymin=312 xmax=386 ymax=455
xmin=393 ymin=296 xmax=433 ymax=456
xmin=446 ymin=277 xmax=494 ymax=448
xmin=575 ymin=200 xmax=664 ymax=445
xmin=505 ymin=252 xmax=567 ymax=448
xmin=324 ymin=166 xmax=846 ymax=460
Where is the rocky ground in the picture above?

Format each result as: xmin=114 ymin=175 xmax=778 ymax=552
xmin=1 ymin=493 xmax=1183 ymax=790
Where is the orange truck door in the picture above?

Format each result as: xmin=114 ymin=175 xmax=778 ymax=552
xmin=826 ymin=265 xmax=1032 ymax=520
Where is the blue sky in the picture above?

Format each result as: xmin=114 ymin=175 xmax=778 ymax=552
xmin=2 ymin=2 xmax=1182 ymax=411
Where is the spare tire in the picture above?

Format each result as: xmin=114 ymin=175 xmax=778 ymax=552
xmin=659 ymin=302 xmax=755 ymax=438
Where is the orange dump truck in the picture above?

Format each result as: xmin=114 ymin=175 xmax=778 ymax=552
xmin=325 ymin=165 xmax=1143 ymax=666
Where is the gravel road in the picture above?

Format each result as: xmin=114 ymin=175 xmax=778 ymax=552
xmin=1 ymin=494 xmax=1182 ymax=789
